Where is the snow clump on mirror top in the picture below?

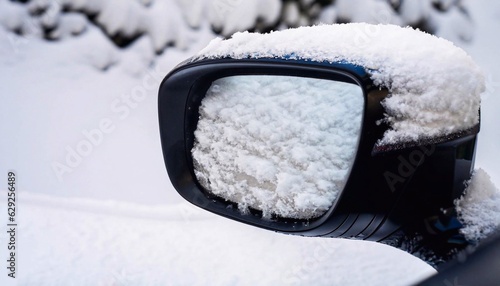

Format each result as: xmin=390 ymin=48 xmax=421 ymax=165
xmin=196 ymin=23 xmax=485 ymax=147
xmin=192 ymin=76 xmax=364 ymax=219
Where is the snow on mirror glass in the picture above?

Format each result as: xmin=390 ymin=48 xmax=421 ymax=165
xmin=192 ymin=75 xmax=364 ymax=219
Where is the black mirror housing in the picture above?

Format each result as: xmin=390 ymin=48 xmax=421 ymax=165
xmin=159 ymin=57 xmax=479 ymax=267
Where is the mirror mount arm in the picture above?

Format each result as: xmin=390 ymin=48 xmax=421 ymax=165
xmin=379 ymin=207 xmax=471 ymax=269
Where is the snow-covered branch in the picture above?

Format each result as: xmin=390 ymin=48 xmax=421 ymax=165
xmin=0 ymin=0 xmax=474 ymax=61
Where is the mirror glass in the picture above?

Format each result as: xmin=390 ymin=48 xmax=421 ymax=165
xmin=192 ymin=75 xmax=364 ymax=219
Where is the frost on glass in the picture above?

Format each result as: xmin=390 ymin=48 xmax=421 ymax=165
xmin=192 ymin=75 xmax=364 ymax=219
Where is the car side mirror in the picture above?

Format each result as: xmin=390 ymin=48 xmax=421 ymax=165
xmin=158 ymin=24 xmax=484 ymax=267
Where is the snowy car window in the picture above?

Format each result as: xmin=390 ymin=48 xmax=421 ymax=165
xmin=192 ymin=75 xmax=364 ymax=219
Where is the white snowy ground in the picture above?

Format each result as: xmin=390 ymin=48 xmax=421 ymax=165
xmin=0 ymin=0 xmax=499 ymax=285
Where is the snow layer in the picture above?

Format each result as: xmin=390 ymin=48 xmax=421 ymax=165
xmin=315 ymin=0 xmax=473 ymax=43
xmin=0 ymin=1 xmax=32 ymax=34
xmin=0 ymin=192 xmax=434 ymax=286
xmin=207 ymin=0 xmax=282 ymax=37
xmin=192 ymin=76 xmax=363 ymax=219
xmin=1 ymin=0 xmax=282 ymax=54
xmin=34 ymin=0 xmax=188 ymax=51
xmin=455 ymin=169 xmax=500 ymax=242
xmin=196 ymin=23 xmax=485 ymax=147
xmin=335 ymin=0 xmax=402 ymax=25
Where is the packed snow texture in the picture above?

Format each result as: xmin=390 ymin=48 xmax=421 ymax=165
xmin=196 ymin=23 xmax=485 ymax=147
xmin=455 ymin=168 xmax=500 ymax=242
xmin=192 ymin=76 xmax=363 ymax=219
